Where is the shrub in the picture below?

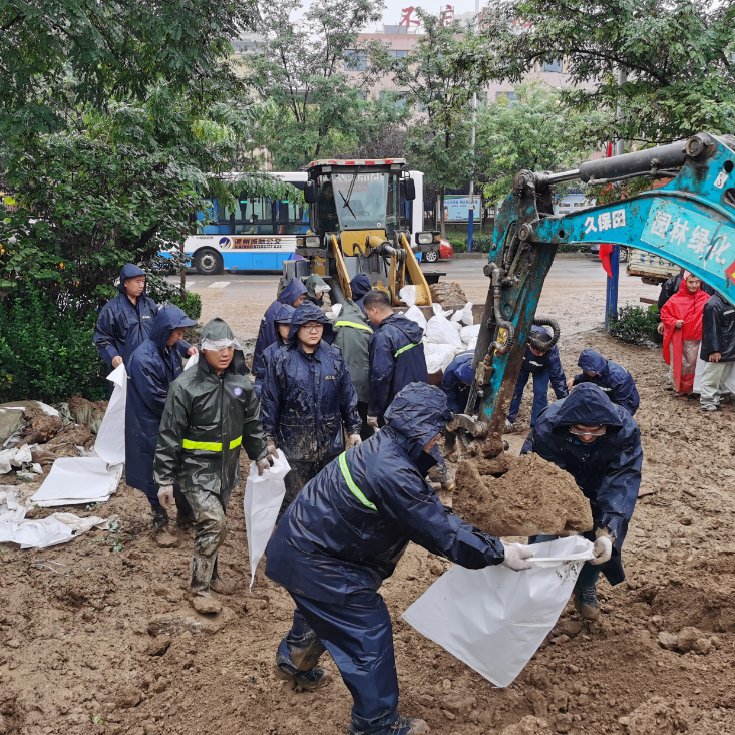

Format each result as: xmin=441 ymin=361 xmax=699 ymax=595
xmin=609 ymin=304 xmax=659 ymax=346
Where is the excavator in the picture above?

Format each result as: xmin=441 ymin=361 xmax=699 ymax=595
xmin=449 ymin=131 xmax=735 ymax=449
xmin=283 ymin=158 xmax=440 ymax=308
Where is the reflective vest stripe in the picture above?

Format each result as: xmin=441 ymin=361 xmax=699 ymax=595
xmin=334 ymin=320 xmax=373 ymax=333
xmin=181 ymin=435 xmax=243 ymax=451
xmin=394 ymin=341 xmax=420 ymax=358
xmin=338 ymin=452 xmax=377 ymax=511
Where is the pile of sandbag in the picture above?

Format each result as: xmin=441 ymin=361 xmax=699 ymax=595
xmin=399 ymin=286 xmax=479 ymax=376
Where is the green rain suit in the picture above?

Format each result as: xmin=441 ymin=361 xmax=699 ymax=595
xmin=154 ymin=318 xmax=268 ymax=596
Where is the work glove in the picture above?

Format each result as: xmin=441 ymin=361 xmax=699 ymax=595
xmin=348 ymin=434 xmax=362 ymax=448
xmin=590 ymin=535 xmax=613 ymax=565
xmin=501 ymin=542 xmax=534 ymax=572
xmin=367 ymin=415 xmax=380 ymax=431
xmin=255 ymin=457 xmax=272 ymax=476
xmin=157 ymin=485 xmax=174 ymax=509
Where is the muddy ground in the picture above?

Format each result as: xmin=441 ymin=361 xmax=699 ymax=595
xmin=2 ymin=328 xmax=735 ymax=735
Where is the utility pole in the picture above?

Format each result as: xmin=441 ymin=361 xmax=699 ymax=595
xmin=466 ymin=0 xmax=480 ymax=253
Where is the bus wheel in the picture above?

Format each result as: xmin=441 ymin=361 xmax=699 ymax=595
xmin=194 ymin=248 xmax=224 ymax=276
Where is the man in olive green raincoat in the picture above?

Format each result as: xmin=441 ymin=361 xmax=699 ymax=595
xmin=154 ymin=318 xmax=272 ymax=615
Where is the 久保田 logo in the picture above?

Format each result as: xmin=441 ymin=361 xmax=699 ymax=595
xmin=219 ymin=237 xmax=232 ymax=248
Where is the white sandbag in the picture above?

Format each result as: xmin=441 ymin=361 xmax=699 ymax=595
xmin=184 ymin=352 xmax=199 ymax=370
xmin=93 ymin=364 xmax=127 ymax=466
xmin=450 ymin=302 xmax=474 ymax=327
xmin=460 ymin=324 xmax=480 ymax=347
xmin=325 ymin=303 xmax=343 ymax=321
xmin=244 ymin=450 xmax=291 ymax=590
xmin=425 ymin=343 xmax=461 ymax=374
xmin=398 ymin=286 xmax=427 ymax=331
xmin=0 ymin=444 xmax=32 ymax=475
xmin=402 ymin=536 xmax=594 ymax=688
xmin=30 ymin=457 xmax=122 ymax=506
xmin=425 ymin=304 xmax=462 ymax=347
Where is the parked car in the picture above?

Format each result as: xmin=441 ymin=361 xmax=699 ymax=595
xmin=588 ymin=243 xmax=629 ymax=263
xmin=422 ymin=238 xmax=454 ymax=263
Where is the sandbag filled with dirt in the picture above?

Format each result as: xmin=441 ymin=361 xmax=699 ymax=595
xmin=454 ymin=453 xmax=593 ymax=537
xmin=430 ymin=281 xmax=467 ymax=307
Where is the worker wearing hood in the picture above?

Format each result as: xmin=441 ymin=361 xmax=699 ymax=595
xmin=266 ymin=383 xmax=529 ymax=735
xmin=94 ymin=264 xmax=193 ymax=370
xmin=523 ymin=383 xmax=643 ymax=620
xmin=570 ymin=349 xmax=640 ymax=416
xmin=349 ymin=273 xmax=372 ymax=313
xmin=261 ymin=302 xmax=362 ymax=517
xmin=304 ymin=273 xmax=331 ymax=308
xmin=125 ymin=305 xmax=197 ymax=545
xmin=154 ymin=318 xmax=272 ymax=615
xmin=252 ymin=302 xmax=295 ymax=399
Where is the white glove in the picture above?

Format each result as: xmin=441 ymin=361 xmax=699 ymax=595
xmin=157 ymin=485 xmax=174 ymax=508
xmin=590 ymin=535 xmax=613 ymax=565
xmin=501 ymin=542 xmax=534 ymax=572
xmin=367 ymin=415 xmax=380 ymax=430
xmin=255 ymin=457 xmax=272 ymax=476
xmin=348 ymin=434 xmax=362 ymax=447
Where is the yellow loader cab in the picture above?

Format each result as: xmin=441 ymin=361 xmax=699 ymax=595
xmin=284 ymin=159 xmax=436 ymax=307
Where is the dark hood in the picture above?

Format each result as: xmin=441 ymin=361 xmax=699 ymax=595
xmin=304 ymin=274 xmax=329 ymax=299
xmin=273 ymin=302 xmax=296 ymax=325
xmin=278 ymin=278 xmax=308 ymax=306
xmin=384 ymin=383 xmax=452 ymax=460
xmin=149 ymin=305 xmax=197 ymax=348
xmin=550 ymin=383 xmax=624 ymax=429
xmin=287 ymin=302 xmax=333 ymax=344
xmin=454 ymin=352 xmax=474 ymax=385
xmin=118 ymin=263 xmax=147 ymax=293
xmin=384 ymin=312 xmax=424 ymax=343
xmin=578 ymin=349 xmax=608 ymax=375
xmin=199 ymin=317 xmax=246 ymax=374
xmin=350 ymin=274 xmax=372 ymax=301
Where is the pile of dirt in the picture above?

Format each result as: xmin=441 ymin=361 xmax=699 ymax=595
xmin=21 ymin=405 xmax=63 ymax=444
xmin=430 ymin=281 xmax=467 ymax=306
xmin=454 ymin=453 xmax=593 ymax=537
xmin=67 ymin=395 xmax=108 ymax=434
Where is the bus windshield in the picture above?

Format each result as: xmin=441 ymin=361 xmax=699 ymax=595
xmin=330 ymin=172 xmax=391 ymax=231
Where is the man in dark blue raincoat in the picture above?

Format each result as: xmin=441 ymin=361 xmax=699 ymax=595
xmin=364 ymin=290 xmax=428 ymax=429
xmin=253 ymin=278 xmax=308 ymax=378
xmin=260 ymin=302 xmax=362 ymax=516
xmin=252 ymin=302 xmax=294 ymax=399
xmin=440 ymin=350 xmax=474 ymax=413
xmin=568 ymin=349 xmax=640 ymax=416
xmin=507 ymin=326 xmax=567 ymax=430
xmin=266 ymin=383 xmax=532 ymax=735
xmin=350 ymin=273 xmax=372 ymax=313
xmin=126 ymin=305 xmax=198 ymax=545
xmin=94 ymin=264 xmax=194 ymax=369
xmin=522 ymin=382 xmax=643 ymax=620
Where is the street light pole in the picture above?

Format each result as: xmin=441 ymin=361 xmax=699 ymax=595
xmin=466 ymin=0 xmax=480 ymax=253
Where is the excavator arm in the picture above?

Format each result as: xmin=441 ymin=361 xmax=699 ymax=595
xmin=462 ymin=132 xmax=735 ymax=446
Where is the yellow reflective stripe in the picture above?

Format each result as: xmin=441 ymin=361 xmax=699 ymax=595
xmin=338 ymin=452 xmax=377 ymax=511
xmin=181 ymin=435 xmax=242 ymax=452
xmin=394 ymin=341 xmax=419 ymax=358
xmin=335 ymin=320 xmax=373 ymax=334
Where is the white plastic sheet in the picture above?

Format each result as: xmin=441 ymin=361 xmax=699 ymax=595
xmin=93 ymin=364 xmax=127 ymax=466
xmin=30 ymin=457 xmax=123 ymax=506
xmin=460 ymin=323 xmax=480 ymax=347
xmin=398 ymin=285 xmax=428 ymax=331
xmin=244 ymin=450 xmax=291 ymax=590
xmin=0 ymin=444 xmax=32 ymax=475
xmin=402 ymin=536 xmax=595 ymax=688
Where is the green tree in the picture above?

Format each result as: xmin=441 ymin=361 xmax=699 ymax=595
xmin=370 ymin=11 xmax=495 ymax=234
xmin=247 ymin=0 xmax=391 ymax=169
xmin=480 ymin=0 xmax=735 ymax=144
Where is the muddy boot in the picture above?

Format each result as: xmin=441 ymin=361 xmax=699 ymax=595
xmin=574 ymin=582 xmax=600 ymax=621
xmin=349 ymin=716 xmax=430 ymax=735
xmin=275 ymin=638 xmax=329 ymax=692
xmin=174 ymin=490 xmax=195 ymax=530
xmin=152 ymin=507 xmax=178 ymax=548
xmin=210 ymin=556 xmax=238 ymax=596
xmin=189 ymin=555 xmax=222 ymax=615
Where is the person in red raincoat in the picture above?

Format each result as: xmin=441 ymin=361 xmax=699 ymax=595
xmin=660 ymin=273 xmax=710 ymax=394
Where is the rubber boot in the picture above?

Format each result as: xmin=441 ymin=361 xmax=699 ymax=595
xmin=275 ymin=638 xmax=329 ymax=692
xmin=574 ymin=582 xmax=600 ymax=621
xmin=152 ymin=506 xmax=177 ymax=548
xmin=190 ymin=555 xmax=222 ymax=615
xmin=210 ymin=555 xmax=238 ymax=596
xmin=174 ymin=490 xmax=195 ymax=530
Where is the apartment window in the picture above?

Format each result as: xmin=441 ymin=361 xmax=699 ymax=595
xmin=343 ymin=49 xmax=368 ymax=71
xmin=542 ymin=59 xmax=563 ymax=73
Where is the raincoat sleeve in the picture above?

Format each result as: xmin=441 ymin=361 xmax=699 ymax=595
xmin=547 ymin=348 xmax=568 ymax=399
xmin=241 ymin=381 xmax=268 ymax=460
xmin=383 ymin=466 xmax=505 ymax=568
xmin=259 ymin=352 xmax=281 ymax=442
xmin=337 ymin=354 xmax=362 ymax=434
xmin=129 ymin=356 xmax=169 ymax=419
xmin=592 ymin=435 xmax=643 ymax=548
xmin=659 ymin=298 xmax=679 ymax=329
xmin=176 ymin=340 xmax=193 ymax=358
xmin=93 ymin=303 xmax=121 ymax=369
xmin=153 ymin=383 xmax=190 ymax=486
xmin=368 ymin=330 xmax=395 ymax=417
xmin=701 ymin=302 xmax=721 ymax=358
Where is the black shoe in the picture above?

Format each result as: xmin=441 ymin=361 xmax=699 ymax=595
xmin=349 ymin=716 xmax=430 ymax=735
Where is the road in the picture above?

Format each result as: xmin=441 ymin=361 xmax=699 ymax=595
xmin=172 ymin=254 xmax=661 ymax=342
